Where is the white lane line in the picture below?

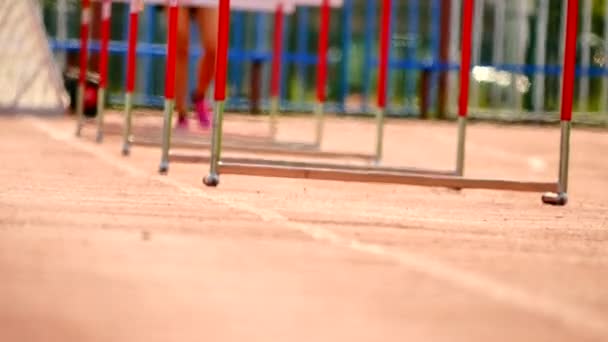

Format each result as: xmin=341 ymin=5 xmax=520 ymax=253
xmin=27 ymin=116 xmax=607 ymax=339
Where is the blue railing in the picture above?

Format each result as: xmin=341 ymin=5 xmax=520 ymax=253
xmin=47 ymin=1 xmax=608 ymax=118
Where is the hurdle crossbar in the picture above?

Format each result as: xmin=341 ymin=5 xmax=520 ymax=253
xmin=105 ymin=122 xmax=322 ymax=149
xmin=174 ymin=155 xmax=455 ymax=175
xmin=136 ymin=137 xmax=375 ymax=161
xmin=216 ymin=161 xmax=558 ymax=193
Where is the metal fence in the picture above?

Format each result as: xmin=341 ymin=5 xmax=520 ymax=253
xmin=42 ymin=0 xmax=608 ymax=124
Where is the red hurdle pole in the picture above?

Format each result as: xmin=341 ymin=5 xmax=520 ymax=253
xmin=375 ymin=0 xmax=391 ymax=164
xmin=75 ymin=0 xmax=91 ymax=136
xmin=542 ymin=0 xmax=578 ymax=206
xmin=121 ymin=0 xmax=141 ymax=156
xmin=204 ymin=0 xmax=231 ymax=186
xmin=159 ymin=0 xmax=179 ymax=174
xmin=314 ymin=0 xmax=330 ymax=147
xmin=455 ymin=0 xmax=474 ymax=176
xmin=95 ymin=0 xmax=112 ymax=143
xmin=269 ymin=2 xmax=284 ymax=138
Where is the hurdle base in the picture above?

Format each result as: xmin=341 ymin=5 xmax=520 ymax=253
xmin=170 ymin=153 xmax=457 ymax=177
xmin=132 ymin=137 xmax=376 ymax=162
xmin=158 ymin=162 xmax=169 ymax=175
xmin=203 ymin=173 xmax=220 ymax=187
xmin=121 ymin=144 xmax=131 ymax=156
xmin=121 ymin=92 xmax=134 ymax=156
xmin=215 ymin=161 xmax=559 ymax=193
xmin=95 ymin=87 xmax=106 ymax=144
xmin=541 ymin=192 xmax=568 ymax=206
xmin=128 ymin=134 xmax=319 ymax=152
xmin=75 ymin=84 xmax=85 ymax=137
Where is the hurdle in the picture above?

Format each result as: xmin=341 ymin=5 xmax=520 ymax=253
xmin=96 ymin=0 xmax=112 ymax=142
xmin=203 ymin=0 xmax=577 ymax=206
xmin=74 ymin=0 xmax=112 ymax=140
xmin=158 ymin=0 xmax=384 ymax=173
xmin=72 ymin=0 xmax=299 ymax=149
xmin=264 ymin=0 xmax=345 ymax=145
xmin=72 ymin=0 xmax=377 ymax=165
xmin=202 ymin=0 xmax=457 ymax=182
xmin=121 ymin=0 xmax=302 ymax=151
xmin=111 ymin=1 xmax=372 ymax=162
xmin=74 ymin=0 xmax=91 ymax=137
xmin=85 ymin=0 xmax=312 ymax=155
xmin=268 ymin=0 xmax=342 ymax=150
xmin=121 ymin=0 xmax=141 ymax=155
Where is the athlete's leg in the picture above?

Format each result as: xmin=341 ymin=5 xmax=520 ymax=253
xmin=174 ymin=7 xmax=191 ymax=124
xmin=193 ymin=6 xmax=218 ymax=99
xmin=191 ymin=7 xmax=218 ymax=128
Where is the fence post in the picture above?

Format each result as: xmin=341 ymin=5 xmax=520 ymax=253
xmin=362 ymin=0 xmax=375 ymax=112
xmin=296 ymin=7 xmax=309 ymax=103
xmin=470 ymin=0 xmax=484 ymax=110
xmin=601 ymin=0 xmax=608 ymax=113
xmin=446 ymin=0 xmax=461 ymax=116
xmin=533 ymin=0 xmax=549 ymax=114
xmin=491 ymin=0 xmax=505 ymax=108
xmin=142 ymin=5 xmax=155 ymax=99
xmin=437 ymin=0 xmax=452 ymax=119
xmin=579 ymin=0 xmax=592 ymax=115
xmin=406 ymin=0 xmax=419 ymax=115
xmin=230 ymin=11 xmax=244 ymax=99
xmin=339 ymin=0 xmax=353 ymax=113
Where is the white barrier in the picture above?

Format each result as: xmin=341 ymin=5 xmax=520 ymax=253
xmin=0 ymin=0 xmax=69 ymax=115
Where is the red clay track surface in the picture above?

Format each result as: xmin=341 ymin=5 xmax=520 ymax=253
xmin=1 ymin=113 xmax=607 ymax=341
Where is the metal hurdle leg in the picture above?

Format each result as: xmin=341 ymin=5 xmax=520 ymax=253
xmin=203 ymin=100 xmax=225 ymax=186
xmin=542 ymin=0 xmax=577 ymax=206
xmin=159 ymin=99 xmax=175 ymax=174
xmin=75 ymin=0 xmax=90 ymax=137
xmin=542 ymin=121 xmax=570 ymax=205
xmin=314 ymin=101 xmax=325 ymax=148
xmin=95 ymin=0 xmax=111 ymax=143
xmin=75 ymin=84 xmax=86 ymax=136
xmin=95 ymin=87 xmax=106 ymax=142
xmin=158 ymin=0 xmax=178 ymax=174
xmin=374 ymin=107 xmax=384 ymax=165
xmin=270 ymin=96 xmax=279 ymax=138
xmin=204 ymin=0 xmax=231 ymax=186
xmin=373 ymin=0 xmax=391 ymax=165
xmin=455 ymin=0 xmax=473 ymax=177
xmin=314 ymin=0 xmax=330 ymax=149
xmin=455 ymin=116 xmax=467 ymax=176
xmin=122 ymin=1 xmax=140 ymax=156
xmin=269 ymin=3 xmax=283 ymax=140
xmin=122 ymin=92 xmax=134 ymax=155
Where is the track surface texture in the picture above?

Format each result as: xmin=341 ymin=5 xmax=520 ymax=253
xmin=1 ymin=112 xmax=608 ymax=342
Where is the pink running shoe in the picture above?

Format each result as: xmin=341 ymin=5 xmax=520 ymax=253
xmin=193 ymin=98 xmax=212 ymax=129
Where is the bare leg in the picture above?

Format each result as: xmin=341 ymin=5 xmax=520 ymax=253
xmin=193 ymin=7 xmax=218 ymax=100
xmin=174 ymin=7 xmax=190 ymax=119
